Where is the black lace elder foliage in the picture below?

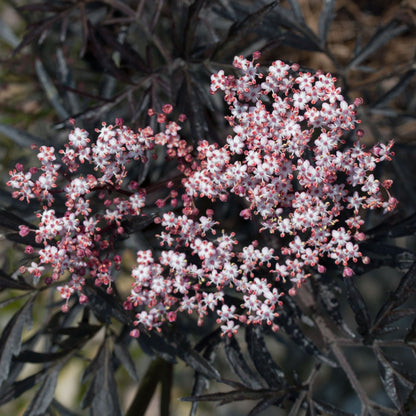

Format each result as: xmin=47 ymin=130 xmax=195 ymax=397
xmin=11 ymin=0 xmax=283 ymax=136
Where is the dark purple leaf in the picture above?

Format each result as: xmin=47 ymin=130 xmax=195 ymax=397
xmin=51 ymin=399 xmax=80 ymax=416
xmin=86 ymin=22 xmax=133 ymax=84
xmin=0 ymin=270 xmax=33 ymax=291
xmin=377 ymin=350 xmax=405 ymax=413
xmin=393 ymin=261 xmax=416 ymax=302
xmin=113 ymin=340 xmax=139 ymax=382
xmin=0 ymin=123 xmax=48 ymax=147
xmin=373 ymin=262 xmax=416 ymax=334
xmin=82 ymin=284 xmax=131 ymax=325
xmin=183 ymin=0 xmax=209 ymax=57
xmin=318 ymin=0 xmax=336 ymax=45
xmin=245 ymin=326 xmax=286 ymax=388
xmin=313 ymin=399 xmax=355 ymax=416
xmin=0 ymin=296 xmax=35 ymax=387
xmin=348 ymin=20 xmax=408 ymax=69
xmin=81 ymin=338 xmax=122 ymax=416
xmin=404 ymin=384 xmax=416 ymax=414
xmin=405 ymin=316 xmax=416 ymax=344
xmin=0 ymin=368 xmax=48 ymax=405
xmin=92 ymin=25 xmax=149 ymax=74
xmin=343 ymin=276 xmax=371 ymax=337
xmin=275 ymin=307 xmax=337 ymax=367
xmin=181 ymin=348 xmax=220 ymax=381
xmin=247 ymin=394 xmax=286 ymax=416
xmin=138 ymin=330 xmax=177 ymax=363
xmin=13 ymin=12 xmax=69 ymax=55
xmin=56 ymin=48 xmax=81 ymax=115
xmin=15 ymin=350 xmax=73 ymax=364
xmin=314 ymin=281 xmax=351 ymax=334
xmin=35 ymin=59 xmax=70 ymax=120
xmin=224 ymin=335 xmax=263 ymax=389
xmin=377 ymin=308 xmax=416 ymax=328
xmin=24 ymin=362 xmax=63 ymax=416
xmin=18 ymin=3 xmax=67 ymax=13
xmin=181 ymin=389 xmax=275 ymax=405
xmin=214 ymin=1 xmax=278 ymax=59
xmin=279 ymin=31 xmax=322 ymax=51
xmin=287 ymin=0 xmax=305 ymax=23
xmin=373 ymin=70 xmax=416 ymax=108
xmin=5 ymin=231 xmax=42 ymax=248
xmin=190 ymin=329 xmax=221 ymax=416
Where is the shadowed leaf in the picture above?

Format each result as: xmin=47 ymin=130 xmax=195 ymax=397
xmin=348 ymin=20 xmax=408 ymax=69
xmin=248 ymin=394 xmax=286 ymax=416
xmin=0 ymin=295 xmax=35 ymax=387
xmin=214 ymin=1 xmax=278 ymax=59
xmin=51 ymin=399 xmax=81 ymax=416
xmin=24 ymin=362 xmax=64 ymax=416
xmin=114 ymin=340 xmax=139 ymax=382
xmin=377 ymin=350 xmax=405 ymax=413
xmin=0 ymin=124 xmax=47 ymax=147
xmin=373 ymin=70 xmax=416 ymax=109
xmin=318 ymin=0 xmax=336 ymax=45
xmin=343 ymin=276 xmax=371 ymax=338
xmin=82 ymin=284 xmax=131 ymax=325
xmin=246 ymin=326 xmax=285 ymax=388
xmin=0 ymin=270 xmax=33 ymax=291
xmin=224 ymin=335 xmax=263 ymax=389
xmin=313 ymin=399 xmax=355 ymax=415
xmin=81 ymin=337 xmax=122 ymax=416
xmin=190 ymin=329 xmax=222 ymax=416
xmin=182 ymin=388 xmax=279 ymax=405
xmin=287 ymin=0 xmax=305 ymax=23
xmin=0 ymin=368 xmax=48 ymax=405
xmin=35 ymin=59 xmax=70 ymax=120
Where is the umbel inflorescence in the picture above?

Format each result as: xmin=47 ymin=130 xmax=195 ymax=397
xmin=7 ymin=53 xmax=396 ymax=337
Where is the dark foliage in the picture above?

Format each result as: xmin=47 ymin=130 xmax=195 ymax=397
xmin=0 ymin=1 xmax=415 ymax=415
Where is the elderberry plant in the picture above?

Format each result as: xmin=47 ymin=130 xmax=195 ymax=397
xmin=7 ymin=53 xmax=396 ymax=339
xmin=1 ymin=1 xmax=415 ymax=416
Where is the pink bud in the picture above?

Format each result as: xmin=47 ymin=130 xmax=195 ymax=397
xmin=317 ymin=265 xmax=326 ymax=273
xmin=354 ymin=232 xmax=366 ymax=242
xmin=156 ymin=199 xmax=165 ymax=208
xmin=124 ymin=300 xmax=133 ymax=310
xmin=19 ymin=225 xmax=30 ymax=237
xmin=167 ymin=311 xmax=177 ymax=322
xmin=79 ymin=294 xmax=88 ymax=304
xmin=240 ymin=208 xmax=251 ymax=220
xmin=343 ymin=267 xmax=354 ymax=277
xmin=25 ymin=245 xmax=33 ymax=254
xmin=162 ymin=104 xmax=173 ymax=114
xmin=130 ymin=329 xmax=140 ymax=338
xmin=252 ymin=51 xmax=261 ymax=60
xmin=362 ymin=256 xmax=370 ymax=265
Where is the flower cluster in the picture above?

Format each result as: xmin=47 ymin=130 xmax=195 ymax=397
xmin=8 ymin=108 xmax=191 ymax=309
xmin=8 ymin=53 xmax=396 ymax=337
